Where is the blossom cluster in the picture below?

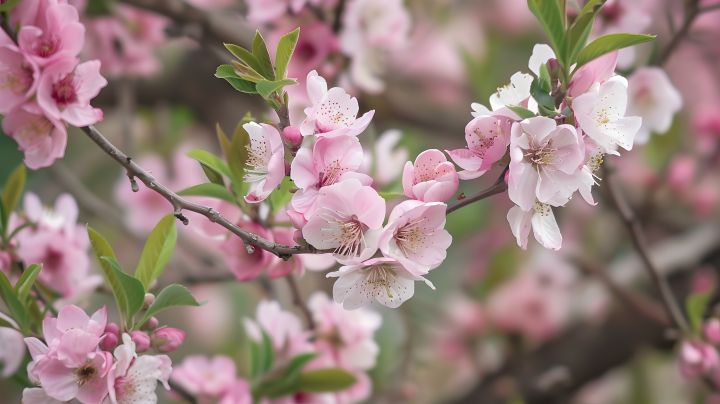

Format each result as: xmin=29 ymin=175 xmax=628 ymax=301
xmin=0 ymin=0 xmax=107 ymax=169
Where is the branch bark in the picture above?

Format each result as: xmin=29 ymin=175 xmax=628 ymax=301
xmin=446 ymin=166 xmax=508 ymax=215
xmin=286 ymin=275 xmax=315 ymax=330
xmin=654 ymin=0 xmax=702 ymax=66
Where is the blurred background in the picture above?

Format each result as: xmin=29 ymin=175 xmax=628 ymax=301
xmin=2 ymin=0 xmax=720 ymax=402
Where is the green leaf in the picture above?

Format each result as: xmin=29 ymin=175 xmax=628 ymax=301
xmin=177 ymin=184 xmax=238 ymax=205
xmin=253 ymin=31 xmax=276 ymax=81
xmin=686 ymin=289 xmax=713 ymax=335
xmin=506 ymin=106 xmax=537 ymax=120
xmin=231 ymin=60 xmax=265 ymax=83
xmin=566 ymin=0 xmax=606 ymax=65
xmin=201 ymin=165 xmax=225 ymax=186
xmin=87 ymin=225 xmax=128 ymax=323
xmin=1 ymin=164 xmax=26 ymax=232
xmin=256 ymin=79 xmax=299 ymax=100
xmin=580 ymin=0 xmax=604 ymax=14
xmin=275 ymin=28 xmax=300 ymax=81
xmin=187 ymin=150 xmax=236 ymax=182
xmin=254 ymin=353 xmax=319 ymax=399
xmin=538 ymin=63 xmax=551 ymax=93
xmin=298 ymin=369 xmax=357 ymax=393
xmin=249 ymin=338 xmax=263 ymax=379
xmin=102 ymin=257 xmax=145 ymax=323
xmin=215 ymin=65 xmax=258 ymax=94
xmin=0 ymin=0 xmax=23 ymax=12
xmin=575 ymin=33 xmax=656 ymax=71
xmin=216 ymin=123 xmax=233 ymax=165
xmin=134 ymin=214 xmax=177 ymax=292
xmin=15 ymin=264 xmax=42 ymax=305
xmin=268 ymin=177 xmax=294 ymax=212
xmin=527 ymin=0 xmax=566 ymax=67
xmin=224 ymin=43 xmax=272 ymax=81
xmin=530 ymin=77 xmax=555 ymax=111
xmin=261 ymin=330 xmax=275 ymax=374
xmin=0 ymin=317 xmax=18 ymax=331
xmin=135 ymin=284 xmax=207 ymax=329
xmin=538 ymin=104 xmax=562 ymax=118
xmin=0 ymin=270 xmax=28 ymax=333
xmin=378 ymin=191 xmax=403 ymax=200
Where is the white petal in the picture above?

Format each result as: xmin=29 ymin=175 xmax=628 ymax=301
xmin=528 ymin=44 xmax=556 ymax=76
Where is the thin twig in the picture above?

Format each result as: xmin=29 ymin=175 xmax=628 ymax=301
xmin=168 ymin=379 xmax=197 ymax=404
xmin=446 ymin=166 xmax=509 ymax=215
xmin=275 ymin=104 xmax=291 ymax=133
xmin=286 ymin=275 xmax=315 ymax=330
xmin=602 ymin=161 xmax=691 ymax=334
xmin=654 ymin=0 xmax=701 ymax=66
xmin=332 ymin=0 xmax=347 ymax=34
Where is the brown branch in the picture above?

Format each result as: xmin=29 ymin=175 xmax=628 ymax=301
xmin=78 ymin=125 xmax=334 ymax=259
xmin=168 ymin=379 xmax=197 ymax=404
xmin=602 ymin=161 xmax=691 ymax=334
xmin=446 ymin=166 xmax=508 ymax=215
xmin=332 ymin=0 xmax=347 ymax=34
xmin=275 ymin=104 xmax=291 ymax=133
xmin=286 ymin=275 xmax=315 ymax=330
xmin=654 ymin=0 xmax=701 ymax=66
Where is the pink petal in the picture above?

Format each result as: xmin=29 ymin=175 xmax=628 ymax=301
xmin=353 ymin=187 xmax=386 ymax=229
xmin=39 ymin=358 xmax=78 ymax=401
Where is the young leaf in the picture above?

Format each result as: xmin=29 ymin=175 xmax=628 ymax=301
xmin=224 ymin=43 xmax=272 ymax=81
xmin=252 ymin=31 xmax=276 ymax=81
xmin=216 ymin=123 xmax=233 ymax=165
xmin=88 ymin=225 xmax=129 ymax=321
xmin=134 ymin=214 xmax=177 ymax=292
xmin=527 ymin=0 xmax=566 ymax=67
xmin=530 ymin=78 xmax=555 ymax=111
xmin=215 ymin=65 xmax=259 ymax=94
xmin=254 ymin=353 xmax=320 ymax=399
xmin=566 ymin=0 xmax=606 ymax=65
xmin=1 ymin=164 xmax=26 ymax=231
xmin=177 ymin=184 xmax=238 ymax=205
xmin=580 ymin=0 xmax=604 ymax=14
xmin=201 ymin=165 xmax=225 ymax=187
xmin=247 ymin=328 xmax=276 ymax=380
xmin=538 ymin=63 xmax=551 ymax=93
xmin=261 ymin=330 xmax=275 ymax=375
xmin=256 ymin=79 xmax=299 ymax=100
xmin=0 ymin=269 xmax=28 ymax=333
xmin=15 ymin=264 xmax=42 ymax=304
xmin=102 ymin=257 xmax=145 ymax=323
xmin=298 ymin=369 xmax=357 ymax=393
xmin=231 ymin=60 xmax=265 ymax=83
xmin=187 ymin=150 xmax=236 ymax=181
xmin=0 ymin=0 xmax=23 ymax=12
xmin=506 ymin=106 xmax=537 ymax=120
xmin=575 ymin=33 xmax=656 ymax=70
xmin=0 ymin=317 xmax=18 ymax=331
xmin=268 ymin=177 xmax=294 ymax=212
xmin=275 ymin=28 xmax=300 ymax=81
xmin=686 ymin=289 xmax=713 ymax=335
xmin=135 ymin=284 xmax=208 ymax=329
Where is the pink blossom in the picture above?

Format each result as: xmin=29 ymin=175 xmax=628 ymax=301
xmin=445 ymin=296 xmax=485 ymax=336
xmin=447 ymin=114 xmax=514 ymax=180
xmin=705 ymin=319 xmax=720 ymax=345
xmin=625 ymin=67 xmax=683 ymax=145
xmin=245 ymin=0 xmax=306 ymax=24
xmin=379 ymin=200 xmax=451 ymax=275
xmin=0 ymin=313 xmax=26 ymax=378
xmin=667 ymin=156 xmax=696 ymax=191
xmin=243 ymin=122 xmax=285 ymax=203
xmin=128 ymin=331 xmax=150 ymax=353
xmin=106 ymin=334 xmax=172 ymax=404
xmin=266 ymin=227 xmax=304 ymax=279
xmin=101 ymin=333 xmax=118 ymax=352
xmin=243 ymin=300 xmax=313 ymax=357
xmin=17 ymin=2 xmax=85 ymax=67
xmin=10 ymin=0 xmax=59 ymax=28
xmin=507 ymin=202 xmax=562 ymax=251
xmin=2 ymin=102 xmax=67 ymax=169
xmin=309 ymin=292 xmax=382 ymax=370
xmin=0 ymin=44 xmax=40 ymax=114
xmin=219 ymin=379 xmax=253 ymax=404
xmin=300 ymin=71 xmax=375 ymax=138
xmin=692 ymin=107 xmax=720 ymax=152
xmin=576 ymin=135 xmax=604 ymax=206
xmin=567 ymin=51 xmax=618 ymax=98
xmin=302 ymin=179 xmax=385 ymax=264
xmin=692 ymin=179 xmax=719 ymax=219
xmin=36 ymin=57 xmax=107 ymax=127
xmin=291 ymin=135 xmax=372 ymax=219
xmin=45 ymin=305 xmax=108 ymax=342
xmin=327 ymin=257 xmax=435 ymax=310
xmin=171 ymin=355 xmax=236 ymax=397
xmin=220 ymin=220 xmax=276 ymax=281
xmin=268 ymin=22 xmax=338 ymax=83
xmin=508 ymin=117 xmax=584 ymax=211
xmin=402 ymin=150 xmax=458 ymax=203
xmin=152 ymin=328 xmax=186 ymax=353
xmin=185 ymin=0 xmax=234 ymax=7
xmin=592 ymin=0 xmax=651 ymax=69
xmin=282 ymin=126 xmax=303 ymax=149
xmin=679 ymin=340 xmax=719 ymax=378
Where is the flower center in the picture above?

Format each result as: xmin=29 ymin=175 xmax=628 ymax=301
xmin=0 ymin=63 xmax=34 ymax=95
xmin=395 ymin=217 xmax=427 ymax=257
xmin=75 ymin=362 xmax=98 ymax=387
xmin=244 ymin=141 xmax=270 ymax=182
xmin=52 ymin=73 xmax=78 ymax=105
xmin=319 ymin=161 xmax=344 ymax=187
xmin=322 ymin=213 xmax=366 ymax=258
xmin=362 ymin=263 xmax=397 ymax=299
xmin=115 ymin=376 xmax=139 ymax=402
xmin=533 ymin=200 xmax=551 ymax=216
xmin=33 ymin=35 xmax=60 ymax=58
xmin=528 ymin=145 xmax=557 ymax=166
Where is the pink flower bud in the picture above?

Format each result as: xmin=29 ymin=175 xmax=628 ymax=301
xmin=105 ymin=323 xmax=121 ymax=338
xmin=282 ymin=126 xmax=303 ymax=147
xmin=679 ymin=340 xmax=719 ymax=378
xmin=705 ymin=320 xmax=720 ymax=344
xmin=142 ymin=316 xmax=160 ymax=331
xmin=129 ymin=331 xmax=151 ymax=353
xmin=152 ymin=328 xmax=187 ymax=353
xmin=667 ymin=156 xmax=696 ymax=191
xmin=101 ymin=332 xmax=119 ymax=351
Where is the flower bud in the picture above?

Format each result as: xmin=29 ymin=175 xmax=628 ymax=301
xmin=129 ymin=331 xmax=151 ymax=353
xmin=141 ymin=316 xmax=160 ymax=331
xmin=282 ymin=126 xmax=303 ymax=147
xmin=546 ymin=58 xmax=561 ymax=83
xmin=105 ymin=323 xmax=121 ymax=338
xmin=705 ymin=319 xmax=720 ymax=344
xmin=101 ymin=332 xmax=119 ymax=351
xmin=679 ymin=340 xmax=719 ymax=378
xmin=143 ymin=293 xmax=156 ymax=309
xmin=152 ymin=328 xmax=187 ymax=353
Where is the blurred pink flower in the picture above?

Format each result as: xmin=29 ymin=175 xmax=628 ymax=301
xmin=402 ymin=150 xmax=458 ymax=203
xmin=2 ymin=102 xmax=67 ymax=169
xmin=219 ymin=379 xmax=253 ymax=404
xmin=36 ymin=57 xmax=107 ymax=127
xmin=243 ymin=300 xmax=313 ymax=357
xmin=107 ymin=334 xmax=172 ymax=404
xmin=266 ymin=227 xmax=304 ymax=279
xmin=246 ymin=0 xmax=306 ymax=24
xmin=447 ymin=114 xmax=514 ymax=180
xmin=327 ymin=257 xmax=435 ymax=310
xmin=0 ymin=313 xmax=25 ymax=378
xmin=302 ymin=179 xmax=385 ymax=264
xmin=692 ymin=107 xmax=720 ymax=152
xmin=626 ymin=67 xmax=683 ymax=145
xmin=379 ymin=200 xmax=451 ymax=276
xmin=17 ymin=2 xmax=85 ymax=67
xmin=705 ymin=319 xmax=720 ymax=345
xmin=667 ymin=156 xmax=696 ymax=191
xmin=507 ymin=202 xmax=562 ymax=251
xmin=243 ymin=122 xmax=285 ymax=203
xmin=359 ymin=129 xmax=408 ymax=188
xmin=592 ymin=0 xmax=651 ymax=69
xmin=0 ymin=44 xmax=40 ymax=114
xmin=679 ymin=340 xmax=719 ymax=378
xmin=269 ymin=22 xmax=338 ymax=82
xmin=220 ymin=220 xmax=275 ymax=281
xmin=171 ymin=355 xmax=236 ymax=397
xmin=691 ymin=179 xmax=719 ymax=219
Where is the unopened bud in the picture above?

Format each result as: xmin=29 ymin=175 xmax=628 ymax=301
xmin=104 ymin=323 xmax=121 ymax=338
xmin=282 ymin=126 xmax=303 ymax=147
xmin=152 ymin=328 xmax=187 ymax=353
xmin=546 ymin=58 xmax=561 ymax=83
xmin=101 ymin=332 xmax=118 ymax=351
xmin=143 ymin=293 xmax=155 ymax=309
xmin=129 ymin=331 xmax=151 ymax=353
xmin=704 ymin=319 xmax=720 ymax=344
xmin=141 ymin=316 xmax=160 ymax=331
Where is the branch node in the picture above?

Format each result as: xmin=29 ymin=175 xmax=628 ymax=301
xmin=129 ymin=177 xmax=140 ymax=192
xmin=207 ymin=208 xmax=220 ymax=222
xmin=174 ymin=211 xmax=189 ymax=225
xmin=242 ymin=239 xmax=255 ymax=254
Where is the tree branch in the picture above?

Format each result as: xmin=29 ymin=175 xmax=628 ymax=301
xmin=168 ymin=379 xmax=197 ymax=404
xmin=654 ymin=0 xmax=702 ymax=66
xmin=286 ymin=275 xmax=315 ymax=330
xmin=446 ymin=166 xmax=508 ymax=215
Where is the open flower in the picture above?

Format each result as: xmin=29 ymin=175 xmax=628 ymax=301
xmin=679 ymin=340 xmax=719 ymax=379
xmin=0 ymin=313 xmax=26 ymax=378
xmin=302 ymin=179 xmax=385 ymax=264
xmin=106 ymin=334 xmax=172 ymax=404
xmin=567 ymin=51 xmax=618 ymax=98
xmin=447 ymin=114 xmax=514 ymax=179
xmin=0 ymin=44 xmax=40 ymax=114
xmin=379 ymin=200 xmax=451 ymax=275
xmin=243 ymin=122 xmax=285 ymax=203
xmin=572 ymin=79 xmax=642 ymax=153
xmin=508 ymin=117 xmax=584 ymax=211
xmin=507 ymin=201 xmax=561 ymax=251
xmin=243 ymin=300 xmax=313 ymax=358
xmin=577 ymin=136 xmax=604 ymax=206
xmin=328 ymin=257 xmax=435 ymax=310
xmin=18 ymin=2 xmax=85 ymax=67
xmin=2 ymin=102 xmax=67 ymax=169
xmin=171 ymin=355 xmax=236 ymax=397
xmin=625 ymin=67 xmax=683 ymax=145
xmin=300 ymin=70 xmax=375 ymax=138
xmin=489 ymin=72 xmax=537 ymax=112
xmin=360 ymin=129 xmax=409 ymax=188
xmin=402 ymin=149 xmax=458 ymax=202
xmin=36 ymin=57 xmax=107 ymax=127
